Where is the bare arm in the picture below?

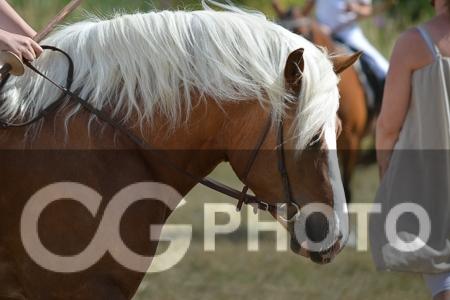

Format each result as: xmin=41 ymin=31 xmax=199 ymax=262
xmin=0 ymin=0 xmax=35 ymax=37
xmin=376 ymin=31 xmax=417 ymax=178
xmin=302 ymin=0 xmax=316 ymax=17
xmin=0 ymin=1 xmax=42 ymax=60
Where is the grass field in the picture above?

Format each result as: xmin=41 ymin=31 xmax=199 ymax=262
xmin=131 ymin=163 xmax=429 ymax=300
xmin=8 ymin=1 xmax=432 ymax=299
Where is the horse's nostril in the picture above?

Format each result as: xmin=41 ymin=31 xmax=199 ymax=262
xmin=305 ymin=212 xmax=329 ymax=243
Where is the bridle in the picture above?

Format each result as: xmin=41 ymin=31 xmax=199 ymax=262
xmin=0 ymin=46 xmax=297 ymax=214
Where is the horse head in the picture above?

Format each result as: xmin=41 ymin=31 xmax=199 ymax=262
xmin=225 ymin=48 xmax=360 ymax=264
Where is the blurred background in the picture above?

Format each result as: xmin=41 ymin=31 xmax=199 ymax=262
xmin=10 ymin=0 xmax=435 ymax=57
xmin=10 ymin=0 xmax=436 ymax=299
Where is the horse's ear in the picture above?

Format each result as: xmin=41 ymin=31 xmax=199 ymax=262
xmin=284 ymin=48 xmax=305 ymax=96
xmin=330 ymin=51 xmax=362 ymax=74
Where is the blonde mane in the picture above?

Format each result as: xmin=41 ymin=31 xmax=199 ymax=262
xmin=0 ymin=1 xmax=340 ymax=149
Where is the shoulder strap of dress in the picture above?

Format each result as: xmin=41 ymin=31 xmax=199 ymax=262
xmin=417 ymin=26 xmax=441 ymax=59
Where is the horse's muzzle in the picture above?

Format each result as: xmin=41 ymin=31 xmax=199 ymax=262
xmin=290 ymin=234 xmax=343 ymax=264
xmin=289 ymin=211 xmax=344 ymax=264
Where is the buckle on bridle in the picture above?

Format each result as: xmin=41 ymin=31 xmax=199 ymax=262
xmin=259 ymin=201 xmax=269 ymax=212
xmin=236 ymin=185 xmax=250 ymax=212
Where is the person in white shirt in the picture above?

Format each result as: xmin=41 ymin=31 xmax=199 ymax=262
xmin=303 ymin=0 xmax=389 ymax=77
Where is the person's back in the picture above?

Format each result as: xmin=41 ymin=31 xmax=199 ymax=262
xmin=374 ymin=1 xmax=450 ymax=299
xmin=399 ymin=13 xmax=450 ymax=149
xmin=426 ymin=14 xmax=450 ymax=57
xmin=377 ymin=2 xmax=450 ymax=157
xmin=405 ymin=13 xmax=450 ymax=71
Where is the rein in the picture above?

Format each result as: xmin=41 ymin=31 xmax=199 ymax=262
xmin=0 ymin=47 xmax=296 ymax=214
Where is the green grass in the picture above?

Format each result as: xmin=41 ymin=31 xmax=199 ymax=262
xmin=136 ymin=243 xmax=427 ymax=300
xmin=133 ymin=164 xmax=429 ymax=300
xmin=10 ymin=0 xmax=159 ymax=29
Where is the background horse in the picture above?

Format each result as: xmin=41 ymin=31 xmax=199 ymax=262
xmin=276 ymin=11 xmax=373 ymax=202
xmin=0 ymin=5 xmax=356 ymax=299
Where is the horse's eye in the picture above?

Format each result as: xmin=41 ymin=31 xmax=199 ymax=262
xmin=307 ymin=132 xmax=322 ymax=148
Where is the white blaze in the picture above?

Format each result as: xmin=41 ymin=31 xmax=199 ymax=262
xmin=323 ymin=119 xmax=349 ymax=248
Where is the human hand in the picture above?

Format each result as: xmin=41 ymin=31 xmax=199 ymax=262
xmin=0 ymin=29 xmax=43 ymax=61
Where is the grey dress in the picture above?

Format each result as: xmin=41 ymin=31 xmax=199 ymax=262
xmin=370 ymin=26 xmax=450 ymax=273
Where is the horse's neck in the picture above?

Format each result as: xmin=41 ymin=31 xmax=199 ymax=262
xmin=1 ymin=97 xmax=266 ymax=198
xmin=141 ymin=98 xmax=269 ymax=196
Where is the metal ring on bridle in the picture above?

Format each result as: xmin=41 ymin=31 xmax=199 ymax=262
xmin=278 ymin=202 xmax=301 ymax=222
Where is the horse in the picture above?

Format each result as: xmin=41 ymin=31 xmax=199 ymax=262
xmin=276 ymin=12 xmax=372 ymax=202
xmin=0 ymin=4 xmax=358 ymax=299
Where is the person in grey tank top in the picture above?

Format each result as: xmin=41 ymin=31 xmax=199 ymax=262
xmin=374 ymin=0 xmax=450 ymax=299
